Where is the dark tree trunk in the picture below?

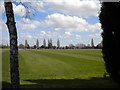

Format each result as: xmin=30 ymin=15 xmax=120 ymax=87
xmin=99 ymin=2 xmax=120 ymax=82
xmin=4 ymin=1 xmax=20 ymax=88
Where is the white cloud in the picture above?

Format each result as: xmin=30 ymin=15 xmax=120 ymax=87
xmin=1 ymin=0 xmax=101 ymax=18
xmin=28 ymin=1 xmax=46 ymax=12
xmin=39 ymin=30 xmax=73 ymax=39
xmin=0 ymin=2 xmax=5 ymax=13
xmin=68 ymin=40 xmax=73 ymax=43
xmin=88 ymin=23 xmax=101 ymax=32
xmin=1 ymin=3 xmax=30 ymax=17
xmin=75 ymin=35 xmax=81 ymax=39
xmin=19 ymin=33 xmax=39 ymax=45
xmin=89 ymin=33 xmax=101 ymax=38
xmin=41 ymin=13 xmax=101 ymax=32
xmin=40 ymin=31 xmax=56 ymax=38
xmin=54 ymin=28 xmax=61 ymax=31
xmin=0 ymin=1 xmax=45 ymax=17
xmin=17 ymin=18 xmax=41 ymax=30
xmin=40 ymin=31 xmax=59 ymax=38
xmin=12 ymin=3 xmax=27 ymax=16
xmin=0 ymin=21 xmax=8 ymax=31
xmin=2 ymin=37 xmax=9 ymax=41
xmin=41 ymin=31 xmax=46 ymax=34
xmin=20 ymin=33 xmax=33 ymax=39
xmin=1 ymin=18 xmax=41 ymax=31
xmin=65 ymin=32 xmax=73 ymax=36
xmin=0 ymin=25 xmax=2 ymax=31
xmin=45 ymin=0 xmax=101 ymax=17
xmin=18 ymin=23 xmax=37 ymax=30
xmin=2 ymin=37 xmax=9 ymax=45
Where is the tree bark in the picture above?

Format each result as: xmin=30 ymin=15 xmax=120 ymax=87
xmin=4 ymin=1 xmax=20 ymax=88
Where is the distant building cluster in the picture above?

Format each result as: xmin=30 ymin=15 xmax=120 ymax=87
xmin=0 ymin=38 xmax=103 ymax=49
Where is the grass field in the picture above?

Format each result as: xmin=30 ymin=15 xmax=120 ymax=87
xmin=2 ymin=49 xmax=120 ymax=88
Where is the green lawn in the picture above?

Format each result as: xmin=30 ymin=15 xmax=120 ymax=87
xmin=2 ymin=49 xmax=120 ymax=88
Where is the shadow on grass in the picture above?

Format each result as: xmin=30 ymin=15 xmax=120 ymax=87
xmin=2 ymin=77 xmax=120 ymax=88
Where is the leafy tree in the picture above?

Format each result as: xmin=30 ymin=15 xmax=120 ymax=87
xmin=99 ymin=2 xmax=120 ymax=82
xmin=36 ymin=39 xmax=39 ymax=48
xmin=69 ymin=44 xmax=74 ymax=49
xmin=91 ymin=38 xmax=94 ymax=48
xmin=53 ymin=45 xmax=56 ymax=49
xmin=4 ymin=1 xmax=20 ymax=88
xmin=19 ymin=44 xmax=24 ymax=49
xmin=25 ymin=40 xmax=30 ymax=49
xmin=43 ymin=39 xmax=46 ymax=47
xmin=40 ymin=45 xmax=44 ymax=48
xmin=33 ymin=45 xmax=37 ymax=49
xmin=57 ymin=39 xmax=60 ymax=49
xmin=48 ymin=39 xmax=52 ymax=49
xmin=25 ymin=40 xmax=28 ymax=48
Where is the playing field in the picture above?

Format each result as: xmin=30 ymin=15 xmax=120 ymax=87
xmin=2 ymin=49 xmax=120 ymax=88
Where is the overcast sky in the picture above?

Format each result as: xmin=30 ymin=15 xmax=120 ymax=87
xmin=0 ymin=0 xmax=102 ymax=46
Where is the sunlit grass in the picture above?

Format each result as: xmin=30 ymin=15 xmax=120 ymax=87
xmin=2 ymin=49 xmax=120 ymax=88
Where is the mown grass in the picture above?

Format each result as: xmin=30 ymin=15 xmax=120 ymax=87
xmin=2 ymin=49 xmax=120 ymax=88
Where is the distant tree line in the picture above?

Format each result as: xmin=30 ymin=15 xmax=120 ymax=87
xmin=0 ymin=44 xmax=9 ymax=48
xmin=1 ymin=38 xmax=102 ymax=49
xmin=15 ymin=38 xmax=102 ymax=49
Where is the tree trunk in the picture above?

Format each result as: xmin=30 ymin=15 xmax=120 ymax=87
xmin=4 ymin=1 xmax=20 ymax=88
